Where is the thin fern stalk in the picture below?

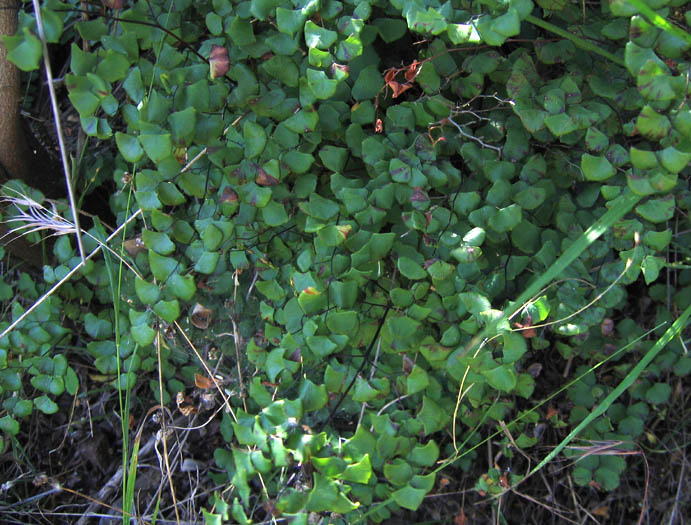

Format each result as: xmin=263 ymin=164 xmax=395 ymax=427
xmin=0 ymin=208 xmax=142 ymax=340
xmin=30 ymin=0 xmax=86 ymax=263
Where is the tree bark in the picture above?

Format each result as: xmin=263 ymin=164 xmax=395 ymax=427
xmin=0 ymin=0 xmax=47 ymax=266
xmin=0 ymin=0 xmax=33 ymax=182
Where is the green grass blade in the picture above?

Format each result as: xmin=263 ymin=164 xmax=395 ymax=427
xmin=529 ymin=302 xmax=691 ymax=477
xmin=476 ymin=190 xmax=641 ymax=346
xmin=625 ymin=0 xmax=691 ymax=46
xmin=524 ymin=14 xmax=626 ymax=67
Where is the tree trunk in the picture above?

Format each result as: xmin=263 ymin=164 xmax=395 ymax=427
xmin=0 ymin=0 xmax=33 ymax=182
xmin=0 ymin=0 xmax=47 ymax=266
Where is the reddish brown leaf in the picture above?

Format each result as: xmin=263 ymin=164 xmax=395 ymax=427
xmin=195 ymin=373 xmax=213 ymax=390
xmin=220 ymin=186 xmax=238 ymax=203
xmin=384 ymin=68 xmax=397 ymax=83
xmin=209 ymin=45 xmax=229 ymax=79
xmin=404 ymin=60 xmax=420 ymax=82
xmin=591 ymin=506 xmax=609 ymax=518
xmin=389 ymin=80 xmax=414 ymax=98
xmin=545 ymin=405 xmax=558 ymax=420
xmin=454 ymin=509 xmax=468 ymax=525
xmin=256 ymin=167 xmax=279 ymax=186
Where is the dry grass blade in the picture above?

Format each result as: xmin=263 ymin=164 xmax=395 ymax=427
xmin=1 ymin=194 xmax=76 ymax=239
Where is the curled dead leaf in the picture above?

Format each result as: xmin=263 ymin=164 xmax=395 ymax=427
xmin=209 ymin=45 xmax=229 ymax=79
xmin=601 ymin=318 xmax=614 ymax=337
xmin=195 ymin=373 xmax=213 ymax=390
xmin=190 ymin=303 xmax=213 ymax=329
xmin=176 ymin=391 xmax=198 ymax=416
xmin=124 ymin=236 xmax=145 ymax=256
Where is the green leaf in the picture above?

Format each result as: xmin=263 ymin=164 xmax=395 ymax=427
xmin=206 ymin=12 xmax=223 ymax=35
xmin=636 ymin=105 xmax=671 ymax=140
xmin=283 ymin=151 xmax=314 ymax=173
xmin=0 ymin=415 xmax=19 ymax=435
xmin=34 ymin=395 xmax=59 ymax=415
xmin=149 ymin=250 xmax=178 ymax=281
xmin=140 ymin=134 xmax=172 ymax=164
xmin=636 ymin=196 xmax=675 ymax=223
xmin=153 ymin=299 xmax=181 ymax=322
xmin=5 ymin=27 xmax=42 ymax=71
xmin=410 ymin=440 xmax=439 ymax=467
xmin=115 ymin=132 xmax=144 ymax=163
xmin=581 ymin=154 xmax=615 ymax=182
xmin=372 ymin=18 xmax=407 ymax=43
xmin=397 ymin=257 xmax=427 ymax=280
xmin=261 ymin=200 xmax=289 ymax=226
xmin=406 ymin=365 xmax=429 ymax=395
xmin=482 ymin=364 xmax=517 ymax=392
xmin=645 ymin=382 xmax=671 ymax=404
xmin=342 ymin=455 xmax=372 ymax=484
xmin=304 ymin=21 xmax=337 ymax=49
xmin=135 ymin=277 xmax=161 ymax=305
xmin=227 ymin=16 xmax=255 ymax=47
xmin=319 ymin=145 xmax=348 ymax=172
xmin=502 ymin=332 xmax=527 ymax=363
xmin=168 ymin=107 xmax=197 ymax=146
xmin=352 ymin=64 xmax=384 ymax=101
xmin=306 ymin=69 xmax=338 ymax=99
xmin=243 ymin=121 xmax=267 ymax=159
xmin=641 ymin=255 xmax=665 ymax=284
xmin=167 ymin=274 xmax=195 ymax=301
xmin=392 ymin=485 xmax=426 ymax=511
xmin=298 ymin=287 xmax=327 ymax=315
xmin=657 ymin=147 xmax=691 ymax=174
xmin=142 ymin=230 xmax=175 ymax=255
xmin=306 ymin=474 xmax=358 ymax=513
xmin=131 ymin=322 xmax=155 ymax=346
xmin=194 ymin=251 xmax=220 ymax=274
xmin=276 ymin=8 xmax=305 ymax=36
xmin=448 ymin=22 xmax=482 ymax=43
xmin=299 ymin=379 xmax=328 ymax=411
xmin=488 ymin=204 xmax=522 ymax=233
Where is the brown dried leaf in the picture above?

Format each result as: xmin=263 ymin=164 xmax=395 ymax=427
xmin=209 ymin=45 xmax=229 ymax=79
xmin=176 ymin=391 xmax=197 ymax=416
xmin=124 ymin=236 xmax=145 ymax=256
xmin=384 ymin=68 xmax=397 ymax=83
xmin=190 ymin=303 xmax=213 ymax=330
xmin=195 ymin=373 xmax=214 ymax=390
